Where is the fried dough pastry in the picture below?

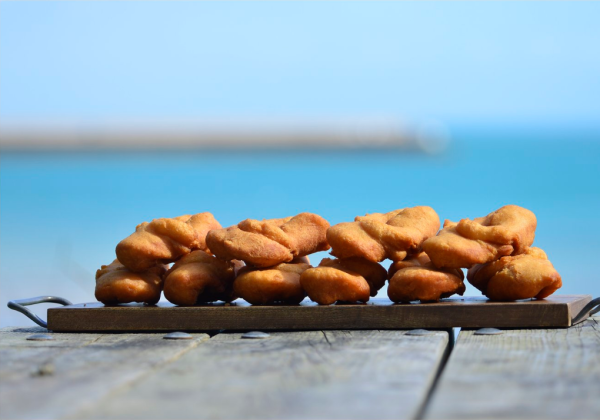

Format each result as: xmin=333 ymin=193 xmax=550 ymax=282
xmin=206 ymin=213 xmax=330 ymax=267
xmin=116 ymin=212 xmax=221 ymax=272
xmin=163 ymin=250 xmax=243 ymax=306
xmin=326 ymin=206 xmax=440 ymax=262
xmin=234 ymin=258 xmax=311 ymax=305
xmin=95 ymin=259 xmax=167 ymax=305
xmin=422 ymin=205 xmax=537 ymax=269
xmin=299 ymin=257 xmax=387 ymax=305
xmin=467 ymin=247 xmax=562 ymax=301
xmin=387 ymin=252 xmax=465 ymax=303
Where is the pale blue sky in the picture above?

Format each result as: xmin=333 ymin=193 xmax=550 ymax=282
xmin=1 ymin=1 xmax=600 ymax=128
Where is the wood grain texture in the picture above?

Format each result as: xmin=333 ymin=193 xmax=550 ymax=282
xmin=0 ymin=327 xmax=209 ymax=420
xmin=424 ymin=316 xmax=600 ymax=419
xmin=73 ymin=330 xmax=450 ymax=420
xmin=46 ymin=295 xmax=591 ymax=332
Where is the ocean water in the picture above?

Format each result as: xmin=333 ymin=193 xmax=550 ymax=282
xmin=1 ymin=133 xmax=599 ymax=327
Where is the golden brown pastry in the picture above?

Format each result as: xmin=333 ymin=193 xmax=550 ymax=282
xmin=206 ymin=213 xmax=330 ymax=267
xmin=234 ymin=258 xmax=310 ymax=305
xmin=163 ymin=250 xmax=243 ymax=306
xmin=326 ymin=206 xmax=440 ymax=262
xmin=467 ymin=247 xmax=562 ymax=301
xmin=300 ymin=257 xmax=387 ymax=305
xmin=116 ymin=212 xmax=221 ymax=272
xmin=387 ymin=252 xmax=465 ymax=303
xmin=95 ymin=259 xmax=167 ymax=305
xmin=422 ymin=205 xmax=537 ymax=269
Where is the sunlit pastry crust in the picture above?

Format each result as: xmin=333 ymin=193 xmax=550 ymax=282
xmin=467 ymin=247 xmax=562 ymax=301
xmin=163 ymin=250 xmax=243 ymax=306
xmin=116 ymin=213 xmax=221 ymax=272
xmin=300 ymin=257 xmax=387 ymax=305
xmin=327 ymin=206 xmax=440 ymax=262
xmin=387 ymin=252 xmax=465 ymax=303
xmin=422 ymin=205 xmax=536 ymax=269
xmin=206 ymin=213 xmax=330 ymax=267
xmin=95 ymin=259 xmax=167 ymax=305
xmin=234 ymin=258 xmax=310 ymax=305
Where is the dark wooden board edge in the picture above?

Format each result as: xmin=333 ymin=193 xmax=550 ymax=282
xmin=46 ymin=295 xmax=592 ymax=332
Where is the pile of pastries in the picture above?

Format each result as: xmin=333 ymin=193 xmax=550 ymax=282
xmin=95 ymin=205 xmax=562 ymax=306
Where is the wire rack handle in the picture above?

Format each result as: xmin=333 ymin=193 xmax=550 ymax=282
xmin=7 ymin=296 xmax=73 ymax=329
xmin=571 ymin=297 xmax=600 ymax=325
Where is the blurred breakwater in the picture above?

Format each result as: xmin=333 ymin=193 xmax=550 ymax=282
xmin=0 ymin=119 xmax=449 ymax=153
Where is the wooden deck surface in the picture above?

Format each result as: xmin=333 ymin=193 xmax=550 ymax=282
xmin=1 ymin=317 xmax=599 ymax=420
xmin=424 ymin=316 xmax=600 ymax=419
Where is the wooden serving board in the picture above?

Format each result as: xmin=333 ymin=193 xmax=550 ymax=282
xmin=46 ymin=295 xmax=592 ymax=332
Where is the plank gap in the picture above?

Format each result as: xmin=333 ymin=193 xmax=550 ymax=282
xmin=423 ymin=317 xmax=600 ymax=419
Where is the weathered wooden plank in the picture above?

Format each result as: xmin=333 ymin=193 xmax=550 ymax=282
xmin=47 ymin=295 xmax=591 ymax=332
xmin=0 ymin=327 xmax=209 ymax=420
xmin=424 ymin=316 xmax=600 ymax=419
xmin=0 ymin=326 xmax=101 ymax=349
xmin=73 ymin=330 xmax=450 ymax=420
xmin=0 ymin=327 xmax=107 ymax=384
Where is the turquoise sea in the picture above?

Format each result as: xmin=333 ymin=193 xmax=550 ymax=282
xmin=1 ymin=131 xmax=599 ymax=327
